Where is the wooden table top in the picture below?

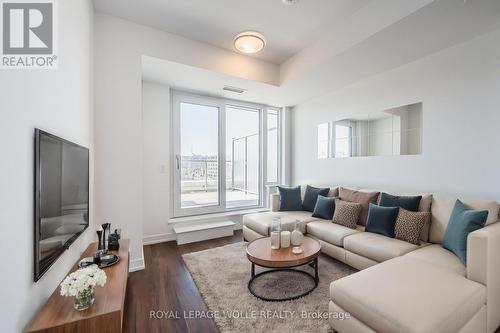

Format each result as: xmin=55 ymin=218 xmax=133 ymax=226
xmin=24 ymin=239 xmax=130 ymax=332
xmin=246 ymin=237 xmax=321 ymax=268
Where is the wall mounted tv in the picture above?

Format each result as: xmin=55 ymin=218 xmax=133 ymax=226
xmin=34 ymin=129 xmax=89 ymax=281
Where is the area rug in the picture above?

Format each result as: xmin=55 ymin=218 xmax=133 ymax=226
xmin=182 ymin=242 xmax=357 ymax=333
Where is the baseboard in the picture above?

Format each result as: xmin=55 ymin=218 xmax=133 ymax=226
xmin=129 ymin=247 xmax=145 ymax=272
xmin=143 ymin=232 xmax=176 ymax=245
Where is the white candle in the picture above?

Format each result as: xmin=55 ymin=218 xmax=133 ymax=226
xmin=281 ymin=231 xmax=291 ymax=248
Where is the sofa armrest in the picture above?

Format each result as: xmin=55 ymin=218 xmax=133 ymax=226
xmin=270 ymin=193 xmax=280 ymax=212
xmin=467 ymin=221 xmax=500 ymax=333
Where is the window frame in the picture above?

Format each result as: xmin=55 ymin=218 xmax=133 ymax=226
xmin=265 ymin=107 xmax=281 ymax=186
xmin=171 ymin=90 xmax=281 ymax=218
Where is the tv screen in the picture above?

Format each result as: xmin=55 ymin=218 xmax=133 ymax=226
xmin=34 ymin=129 xmax=89 ymax=281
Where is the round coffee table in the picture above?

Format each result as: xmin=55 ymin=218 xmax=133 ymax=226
xmin=246 ymin=236 xmax=321 ymax=301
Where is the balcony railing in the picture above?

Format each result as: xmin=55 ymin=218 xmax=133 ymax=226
xmin=180 ymin=133 xmax=258 ymax=195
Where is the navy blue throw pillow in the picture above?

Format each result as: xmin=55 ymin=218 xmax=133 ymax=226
xmin=379 ymin=192 xmax=422 ymax=212
xmin=365 ymin=203 xmax=400 ymax=238
xmin=278 ymin=186 xmax=303 ymax=211
xmin=443 ymin=199 xmax=488 ymax=264
xmin=312 ymin=195 xmax=336 ymax=220
xmin=302 ymin=185 xmax=330 ymax=212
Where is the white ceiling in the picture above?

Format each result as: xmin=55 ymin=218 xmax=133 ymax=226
xmin=142 ymin=0 xmax=500 ymax=107
xmin=93 ymin=0 xmax=370 ymax=64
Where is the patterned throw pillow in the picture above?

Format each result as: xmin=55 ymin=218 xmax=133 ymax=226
xmin=332 ymin=199 xmax=362 ymax=229
xmin=395 ymin=208 xmax=431 ymax=245
xmin=338 ymin=187 xmax=380 ymax=226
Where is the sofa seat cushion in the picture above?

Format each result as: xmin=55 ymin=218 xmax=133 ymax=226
xmin=343 ymin=232 xmax=419 ymax=263
xmin=405 ymin=244 xmax=466 ymax=276
xmin=242 ymin=211 xmax=315 ymax=236
xmin=330 ymin=256 xmax=486 ymax=333
xmin=306 ymin=220 xmax=362 ymax=246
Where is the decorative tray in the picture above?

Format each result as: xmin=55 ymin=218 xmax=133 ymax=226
xmin=78 ymin=254 xmax=120 ymax=269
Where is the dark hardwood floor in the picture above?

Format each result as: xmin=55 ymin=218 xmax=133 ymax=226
xmin=123 ymin=230 xmax=243 ymax=333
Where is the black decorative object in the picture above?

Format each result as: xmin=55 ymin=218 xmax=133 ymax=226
xmin=96 ymin=230 xmax=104 ymax=252
xmin=108 ymin=232 xmax=120 ymax=251
xmin=101 ymin=223 xmax=111 ymax=251
xmin=93 ymin=252 xmax=101 ymax=266
xmin=79 ymin=254 xmax=120 ymax=269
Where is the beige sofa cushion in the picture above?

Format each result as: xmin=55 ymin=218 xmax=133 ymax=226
xmin=343 ymin=232 xmax=419 ymax=262
xmin=405 ymin=244 xmax=466 ymax=276
xmin=306 ymin=220 xmax=362 ymax=246
xmin=242 ymin=211 xmax=316 ymax=236
xmin=339 ymin=187 xmax=380 ymax=226
xmin=417 ymin=194 xmax=432 ymax=242
xmin=330 ymin=256 xmax=486 ymax=333
xmin=429 ymin=196 xmax=500 ymax=244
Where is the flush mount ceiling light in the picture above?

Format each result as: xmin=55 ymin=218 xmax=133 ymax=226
xmin=282 ymin=0 xmax=299 ymax=4
xmin=233 ymin=31 xmax=266 ymax=54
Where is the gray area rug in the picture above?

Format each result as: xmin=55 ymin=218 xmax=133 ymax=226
xmin=182 ymin=242 xmax=356 ymax=333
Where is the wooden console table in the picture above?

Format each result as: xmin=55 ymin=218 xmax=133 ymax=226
xmin=25 ymin=239 xmax=130 ymax=333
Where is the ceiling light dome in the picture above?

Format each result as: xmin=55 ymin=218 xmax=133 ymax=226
xmin=233 ymin=31 xmax=266 ymax=54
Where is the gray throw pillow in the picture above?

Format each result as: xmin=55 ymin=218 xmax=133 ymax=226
xmin=278 ymin=186 xmax=303 ymax=211
xmin=303 ymin=185 xmax=330 ymax=212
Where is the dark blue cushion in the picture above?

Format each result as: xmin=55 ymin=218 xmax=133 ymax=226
xmin=278 ymin=186 xmax=303 ymax=211
xmin=365 ymin=203 xmax=399 ymax=238
xmin=379 ymin=192 xmax=422 ymax=212
xmin=443 ymin=199 xmax=488 ymax=264
xmin=312 ymin=196 xmax=336 ymax=220
xmin=302 ymin=185 xmax=330 ymax=212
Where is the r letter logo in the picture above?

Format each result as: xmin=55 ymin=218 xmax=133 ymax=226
xmin=1 ymin=0 xmax=57 ymax=69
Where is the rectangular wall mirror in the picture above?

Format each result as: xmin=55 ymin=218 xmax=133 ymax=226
xmin=318 ymin=102 xmax=422 ymax=159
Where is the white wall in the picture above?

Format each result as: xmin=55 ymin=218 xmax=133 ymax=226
xmin=0 ymin=1 xmax=94 ymax=331
xmin=291 ymin=28 xmax=500 ymax=201
xmin=94 ymin=13 xmax=278 ymax=269
xmin=142 ymin=81 xmax=174 ymax=244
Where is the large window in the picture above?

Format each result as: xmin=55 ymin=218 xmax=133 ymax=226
xmin=172 ymin=92 xmax=280 ymax=217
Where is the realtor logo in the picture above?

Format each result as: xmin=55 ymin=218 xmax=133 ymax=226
xmin=1 ymin=0 xmax=57 ymax=69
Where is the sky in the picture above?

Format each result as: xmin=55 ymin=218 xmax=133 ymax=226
xmin=180 ymin=102 xmax=260 ymax=157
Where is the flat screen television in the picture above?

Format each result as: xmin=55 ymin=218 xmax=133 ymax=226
xmin=34 ymin=129 xmax=89 ymax=281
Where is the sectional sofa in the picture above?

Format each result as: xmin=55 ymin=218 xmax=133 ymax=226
xmin=242 ymin=186 xmax=500 ymax=333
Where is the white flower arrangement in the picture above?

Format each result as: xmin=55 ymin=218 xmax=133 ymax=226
xmin=60 ymin=264 xmax=107 ymax=297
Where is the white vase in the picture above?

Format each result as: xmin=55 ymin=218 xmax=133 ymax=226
xmin=291 ymin=222 xmax=303 ymax=246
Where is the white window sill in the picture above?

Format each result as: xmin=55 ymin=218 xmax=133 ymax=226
xmin=168 ymin=207 xmax=269 ymax=224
